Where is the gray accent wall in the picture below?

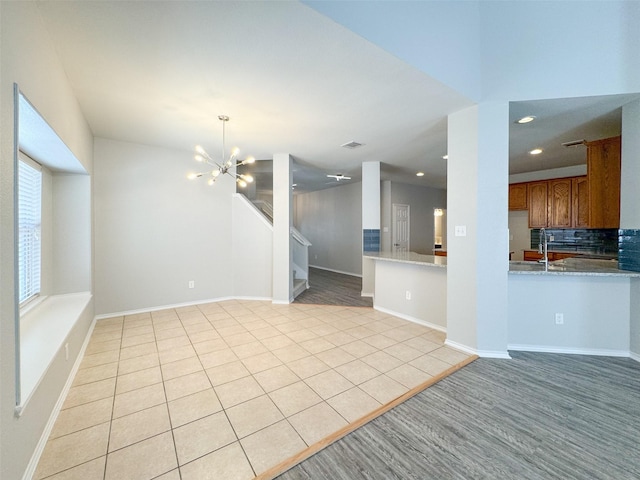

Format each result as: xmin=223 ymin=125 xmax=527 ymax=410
xmin=93 ymin=138 xmax=235 ymax=315
xmin=387 ymin=182 xmax=447 ymax=255
xmin=294 ymin=182 xmax=362 ymax=276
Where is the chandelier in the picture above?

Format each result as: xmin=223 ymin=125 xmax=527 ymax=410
xmin=188 ymin=115 xmax=255 ymax=187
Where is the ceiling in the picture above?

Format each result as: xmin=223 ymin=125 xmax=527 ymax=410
xmin=33 ymin=1 xmax=639 ymax=193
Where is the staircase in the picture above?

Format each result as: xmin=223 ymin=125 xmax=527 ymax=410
xmin=248 ymin=197 xmax=311 ymax=300
xmin=291 ymin=226 xmax=312 ymax=298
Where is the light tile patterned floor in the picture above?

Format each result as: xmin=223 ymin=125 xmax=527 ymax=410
xmin=34 ymin=300 xmax=471 ymax=480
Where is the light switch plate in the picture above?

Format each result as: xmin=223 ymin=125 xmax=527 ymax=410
xmin=454 ymin=225 xmax=467 ymax=237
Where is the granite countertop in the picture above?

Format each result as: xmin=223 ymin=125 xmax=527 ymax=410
xmin=509 ymin=258 xmax=640 ymax=277
xmin=363 ymin=251 xmax=447 ymax=268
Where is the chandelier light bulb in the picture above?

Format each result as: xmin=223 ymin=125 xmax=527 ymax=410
xmin=194 ymin=154 xmax=205 ymax=162
xmin=245 ymin=156 xmax=255 ymax=164
xmin=195 ymin=145 xmax=207 ymax=156
xmin=187 ymin=173 xmax=198 ymax=180
xmin=207 ymin=178 xmax=214 ymax=186
xmin=244 ymin=174 xmax=254 ymax=183
xmin=238 ymin=179 xmax=247 ymax=188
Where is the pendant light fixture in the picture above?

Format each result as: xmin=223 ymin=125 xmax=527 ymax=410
xmin=188 ymin=115 xmax=255 ymax=187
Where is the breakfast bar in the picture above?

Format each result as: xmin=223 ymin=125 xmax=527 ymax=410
xmin=365 ymin=252 xmax=639 ymax=357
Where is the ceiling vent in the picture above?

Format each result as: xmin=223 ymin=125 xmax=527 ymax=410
xmin=562 ymin=139 xmax=586 ymax=147
xmin=341 ymin=141 xmax=364 ymax=149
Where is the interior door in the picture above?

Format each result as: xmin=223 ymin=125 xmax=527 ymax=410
xmin=392 ymin=204 xmax=410 ymax=254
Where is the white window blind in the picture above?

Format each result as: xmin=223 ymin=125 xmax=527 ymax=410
xmin=18 ymin=157 xmax=42 ymax=304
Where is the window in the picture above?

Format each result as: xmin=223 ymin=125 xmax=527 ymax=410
xmin=18 ymin=156 xmax=42 ymax=304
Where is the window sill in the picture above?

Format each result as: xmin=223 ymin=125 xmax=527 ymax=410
xmin=18 ymin=291 xmax=92 ymax=414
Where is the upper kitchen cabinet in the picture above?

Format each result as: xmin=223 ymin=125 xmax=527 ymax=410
xmin=587 ymin=136 xmax=621 ymax=229
xmin=525 ymin=175 xmax=589 ymax=228
xmin=508 ymin=183 xmax=528 ymax=210
xmin=572 ymin=176 xmax=590 ymax=228
xmin=547 ymin=178 xmax=572 ymax=228
xmin=528 ymin=181 xmax=548 ymax=228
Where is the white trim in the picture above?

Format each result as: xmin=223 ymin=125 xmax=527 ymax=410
xmin=94 ymin=296 xmax=237 ymax=320
xmin=233 ymin=193 xmax=273 ymax=229
xmin=508 ymin=344 xmax=630 ymax=357
xmin=444 ymin=339 xmax=512 ymax=359
xmin=373 ymin=305 xmax=446 ymax=333
xmin=361 ymin=292 xmax=374 ymax=298
xmin=272 ymin=299 xmax=292 ymax=305
xmin=309 ymin=264 xmax=362 ymax=278
xmin=21 ymin=316 xmax=97 ymax=480
xmin=630 ymin=351 xmax=640 ymax=363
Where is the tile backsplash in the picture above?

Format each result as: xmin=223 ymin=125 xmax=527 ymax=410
xmin=530 ymin=229 xmax=618 ymax=257
xmin=618 ymin=229 xmax=640 ymax=272
xmin=363 ymin=229 xmax=380 ymax=252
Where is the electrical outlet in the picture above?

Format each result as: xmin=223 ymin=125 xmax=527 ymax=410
xmin=454 ymin=225 xmax=467 ymax=237
xmin=188 ymin=280 xmax=195 ymax=289
xmin=555 ymin=313 xmax=564 ymax=325
xmin=405 ymin=290 xmax=411 ymax=300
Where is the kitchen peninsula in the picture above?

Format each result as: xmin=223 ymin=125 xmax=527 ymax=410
xmin=363 ymin=252 xmax=447 ymax=331
xmin=365 ymin=252 xmax=640 ymax=358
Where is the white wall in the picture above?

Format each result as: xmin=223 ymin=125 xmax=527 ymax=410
xmin=93 ymin=138 xmax=234 ymax=315
xmin=52 ymin=174 xmax=92 ymax=294
xmin=631 ymin=279 xmax=640 ymax=359
xmin=373 ymin=261 xmax=446 ymax=331
xmin=481 ymin=1 xmax=640 ymax=101
xmin=509 ymin=275 xmax=631 ymax=355
xmin=0 ymin=3 xmax=94 ymax=479
xmin=620 ymin=99 xmax=640 ymax=229
xmin=232 ymin=195 xmax=273 ymax=299
xmin=305 ymin=0 xmax=482 ymax=101
xmin=389 ymin=182 xmax=446 ymax=254
xmin=294 ymin=182 xmax=362 ymax=276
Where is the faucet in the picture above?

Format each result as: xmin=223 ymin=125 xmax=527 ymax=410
xmin=538 ymin=228 xmax=549 ymax=271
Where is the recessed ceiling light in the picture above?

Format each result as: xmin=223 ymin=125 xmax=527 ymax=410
xmin=517 ymin=115 xmax=536 ymax=124
xmin=416 ymin=172 xmax=425 ymax=177
xmin=442 ymin=154 xmax=448 ymax=160
xmin=529 ymin=148 xmax=543 ymax=155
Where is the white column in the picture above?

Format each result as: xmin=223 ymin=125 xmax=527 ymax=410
xmin=620 ymin=99 xmax=640 ymax=229
xmin=446 ymin=103 xmax=510 ymax=358
xmin=272 ymin=153 xmax=292 ymax=303
xmin=361 ymin=161 xmax=380 ymax=297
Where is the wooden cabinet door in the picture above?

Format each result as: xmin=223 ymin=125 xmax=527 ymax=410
xmin=548 ymin=178 xmax=572 ymax=228
xmin=509 ymin=183 xmax=528 ymax=210
xmin=572 ymin=176 xmax=589 ymax=228
xmin=587 ymin=136 xmax=621 ymax=228
xmin=523 ymin=250 xmax=544 ymax=261
xmin=528 ymin=181 xmax=548 ymax=228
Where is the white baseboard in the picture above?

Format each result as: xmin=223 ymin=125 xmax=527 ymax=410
xmin=309 ymin=264 xmax=362 ymax=278
xmin=95 ymin=296 xmax=242 ymax=320
xmin=630 ymin=351 xmax=640 ymax=363
xmin=22 ymin=317 xmax=97 ymax=480
xmin=373 ymin=305 xmax=446 ymax=333
xmin=361 ymin=292 xmax=373 ymax=298
xmin=508 ymin=344 xmax=630 ymax=357
xmin=445 ymin=339 xmax=511 ymax=359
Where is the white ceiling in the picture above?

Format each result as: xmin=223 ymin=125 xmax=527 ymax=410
xmin=33 ymin=1 xmax=639 ymax=192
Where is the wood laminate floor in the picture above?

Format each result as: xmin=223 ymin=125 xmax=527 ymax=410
xmin=295 ymin=268 xmax=372 ymax=308
xmin=277 ymin=351 xmax=640 ymax=480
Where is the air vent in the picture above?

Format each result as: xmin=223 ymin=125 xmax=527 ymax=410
xmin=341 ymin=141 xmax=364 ymax=149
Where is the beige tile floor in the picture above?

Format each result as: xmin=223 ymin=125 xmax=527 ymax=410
xmin=34 ymin=300 xmax=472 ymax=480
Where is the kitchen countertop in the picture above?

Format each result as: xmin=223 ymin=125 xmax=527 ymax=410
xmin=509 ymin=258 xmax=640 ymax=277
xmin=364 ymin=252 xmax=638 ymax=277
xmin=363 ymin=251 xmax=447 ymax=268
